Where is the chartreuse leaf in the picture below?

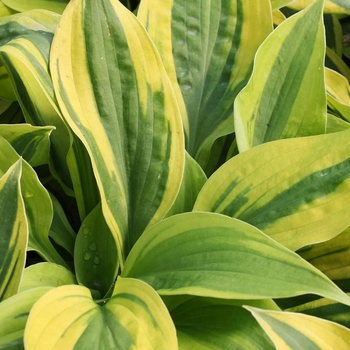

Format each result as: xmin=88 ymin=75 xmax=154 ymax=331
xmin=138 ymin=0 xmax=272 ymax=169
xmin=234 ymin=0 xmax=326 ymax=152
xmin=123 ymin=212 xmax=350 ymax=305
xmin=298 ymin=227 xmax=350 ymax=291
xmin=271 ymin=0 xmax=296 ymax=10
xmin=194 ymin=129 xmax=350 ymax=251
xmin=287 ymin=0 xmax=350 ymax=15
xmin=287 ymin=296 xmax=350 ymax=329
xmin=0 ymin=136 xmax=67 ymax=267
xmin=166 ymin=152 xmax=207 ymax=217
xmin=0 ymin=1 xmax=16 ymax=17
xmin=0 ymin=287 xmax=52 ymax=350
xmin=324 ymin=14 xmax=342 ymax=56
xmin=246 ymin=306 xmax=350 ymax=349
xmin=75 ymin=203 xmax=118 ymax=298
xmin=326 ymin=113 xmax=350 ymax=133
xmin=326 ymin=68 xmax=350 ymax=121
xmin=325 ymin=47 xmax=350 ymax=81
xmin=0 ymin=124 xmax=53 ymax=167
xmin=1 ymin=0 xmax=68 ymax=14
xmin=24 ymin=279 xmax=177 ymax=349
xmin=0 ymin=101 xmax=23 ymax=124
xmin=19 ymin=262 xmax=76 ymax=292
xmin=0 ymin=160 xmax=27 ymax=301
xmin=0 ymin=10 xmax=100 ymax=220
xmin=51 ymin=0 xmax=185 ymax=262
xmin=171 ymin=297 xmax=274 ymax=349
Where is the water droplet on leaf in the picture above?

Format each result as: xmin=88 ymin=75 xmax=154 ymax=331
xmin=83 ymin=252 xmax=92 ymax=261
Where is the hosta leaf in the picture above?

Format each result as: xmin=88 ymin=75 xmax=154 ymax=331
xmin=326 ymin=113 xmax=350 ymax=133
xmin=0 ymin=135 xmax=67 ymax=267
xmin=166 ymin=152 xmax=207 ymax=217
xmin=48 ymin=192 xmax=76 ymax=256
xmin=246 ymin=306 xmax=350 ymax=349
xmin=234 ymin=0 xmax=326 ymax=152
xmin=0 ymin=124 xmax=53 ymax=167
xmin=288 ymin=296 xmax=350 ymax=329
xmin=123 ymin=212 xmax=350 ymax=305
xmin=138 ymin=0 xmax=272 ymax=169
xmin=325 ymin=47 xmax=350 ymax=81
xmin=326 ymin=68 xmax=350 ymax=121
xmin=24 ymin=279 xmax=177 ymax=349
xmin=171 ymin=298 xmax=274 ymax=350
xmin=194 ymin=129 xmax=350 ymax=251
xmin=75 ymin=203 xmax=118 ymax=298
xmin=1 ymin=0 xmax=69 ymax=14
xmin=19 ymin=262 xmax=76 ymax=292
xmin=51 ymin=0 xmax=185 ymax=262
xmin=288 ymin=0 xmax=350 ymax=15
xmin=273 ymin=10 xmax=287 ymax=26
xmin=0 ymin=101 xmax=23 ymax=124
xmin=0 ymin=287 xmax=52 ymax=350
xmin=0 ymin=62 xmax=16 ymax=100
xmin=271 ymin=0 xmax=297 ymax=10
xmin=324 ymin=14 xmax=342 ymax=56
xmin=0 ymin=1 xmax=16 ymax=17
xmin=298 ymin=226 xmax=350 ymax=291
xmin=0 ymin=160 xmax=27 ymax=301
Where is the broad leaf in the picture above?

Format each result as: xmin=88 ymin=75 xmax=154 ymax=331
xmin=123 ymin=212 xmax=350 ymax=305
xmin=138 ymin=0 xmax=273 ymax=169
xmin=326 ymin=113 xmax=350 ymax=133
xmin=287 ymin=0 xmax=350 ymax=15
xmin=326 ymin=68 xmax=350 ymax=122
xmin=324 ymin=14 xmax=342 ymax=56
xmin=234 ymin=0 xmax=326 ymax=152
xmin=171 ymin=298 xmax=274 ymax=349
xmin=325 ymin=47 xmax=350 ymax=81
xmin=0 ymin=135 xmax=67 ymax=267
xmin=51 ymin=0 xmax=185 ymax=262
xmin=1 ymin=0 xmax=68 ymax=14
xmin=0 ymin=287 xmax=52 ymax=350
xmin=24 ymin=279 xmax=177 ymax=349
xmin=194 ymin=129 xmax=350 ymax=251
xmin=19 ymin=262 xmax=76 ymax=292
xmin=271 ymin=0 xmax=297 ymax=10
xmin=246 ymin=306 xmax=350 ymax=349
xmin=75 ymin=203 xmax=118 ymax=298
xmin=0 ymin=123 xmax=53 ymax=167
xmin=0 ymin=160 xmax=27 ymax=301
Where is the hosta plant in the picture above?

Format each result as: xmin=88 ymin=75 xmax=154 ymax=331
xmin=1 ymin=0 xmax=350 ymax=348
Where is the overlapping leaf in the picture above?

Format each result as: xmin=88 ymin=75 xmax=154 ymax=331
xmin=246 ymin=306 xmax=350 ymax=349
xmin=194 ymin=129 xmax=350 ymax=251
xmin=51 ymin=0 xmax=185 ymax=262
xmin=24 ymin=279 xmax=177 ymax=349
xmin=287 ymin=0 xmax=350 ymax=15
xmin=0 ymin=160 xmax=27 ymax=301
xmin=123 ymin=212 xmax=350 ymax=305
xmin=234 ymin=0 xmax=326 ymax=152
xmin=1 ymin=0 xmax=69 ymax=14
xmin=138 ymin=0 xmax=273 ymax=169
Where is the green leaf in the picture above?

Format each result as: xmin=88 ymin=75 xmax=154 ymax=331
xmin=51 ymin=0 xmax=185 ymax=263
xmin=1 ymin=0 xmax=68 ymax=14
xmin=194 ymin=129 xmax=350 ymax=251
xmin=166 ymin=152 xmax=207 ymax=217
xmin=288 ymin=0 xmax=350 ymax=15
xmin=138 ymin=0 xmax=273 ymax=169
xmin=326 ymin=68 xmax=350 ymax=122
xmin=324 ymin=14 xmax=342 ymax=56
xmin=171 ymin=298 xmax=274 ymax=349
xmin=246 ymin=306 xmax=350 ymax=349
xmin=0 ymin=135 xmax=67 ymax=267
xmin=0 ymin=160 xmax=27 ymax=301
xmin=326 ymin=113 xmax=350 ymax=133
xmin=19 ymin=262 xmax=76 ymax=292
xmin=325 ymin=47 xmax=350 ymax=81
xmin=75 ymin=203 xmax=118 ymax=298
xmin=123 ymin=212 xmax=350 ymax=305
xmin=234 ymin=0 xmax=326 ymax=152
xmin=271 ymin=0 xmax=296 ymax=10
xmin=298 ymin=226 xmax=350 ymax=291
xmin=48 ymin=192 xmax=76 ymax=256
xmin=24 ymin=279 xmax=177 ymax=349
xmin=0 ymin=124 xmax=53 ymax=167
xmin=0 ymin=287 xmax=52 ymax=350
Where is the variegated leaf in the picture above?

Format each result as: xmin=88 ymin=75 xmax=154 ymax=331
xmin=288 ymin=0 xmax=350 ymax=15
xmin=51 ymin=0 xmax=185 ymax=263
xmin=138 ymin=0 xmax=273 ymax=170
xmin=194 ymin=129 xmax=350 ymax=251
xmin=234 ymin=0 xmax=326 ymax=152
xmin=1 ymin=0 xmax=68 ymax=14
xmin=24 ymin=279 xmax=177 ymax=349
